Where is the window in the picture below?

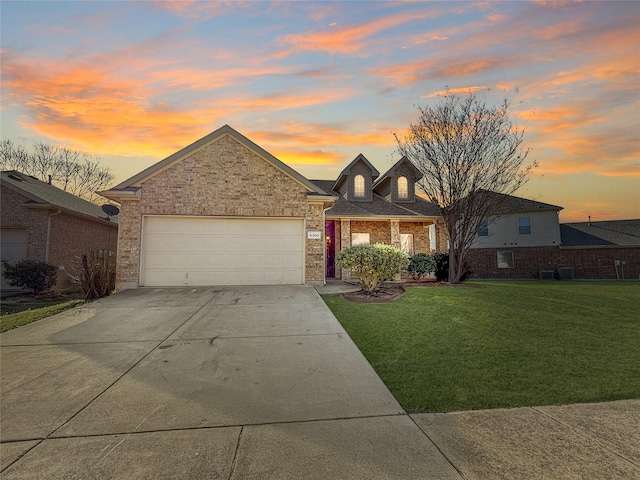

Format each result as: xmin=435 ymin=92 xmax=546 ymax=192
xmin=497 ymin=251 xmax=514 ymax=268
xmin=478 ymin=219 xmax=489 ymax=237
xmin=518 ymin=216 xmax=531 ymax=235
xmin=400 ymin=233 xmax=414 ymax=255
xmin=429 ymin=224 xmax=437 ymax=251
xmin=351 ymin=233 xmax=370 ymax=246
xmin=397 ymin=176 xmax=408 ymax=199
xmin=354 ymin=175 xmax=365 ymax=198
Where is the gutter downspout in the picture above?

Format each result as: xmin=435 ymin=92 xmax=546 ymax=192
xmin=46 ymin=209 xmax=62 ymax=263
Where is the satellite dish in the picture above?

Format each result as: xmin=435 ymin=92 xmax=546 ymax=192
xmin=102 ymin=204 xmax=120 ymax=220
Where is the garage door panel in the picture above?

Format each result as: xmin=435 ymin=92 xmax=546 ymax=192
xmin=282 ymin=254 xmax=302 ymax=268
xmin=143 ymin=217 xmax=304 ymax=286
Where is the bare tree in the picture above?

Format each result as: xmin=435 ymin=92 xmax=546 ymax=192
xmin=1 ymin=139 xmax=114 ymax=203
xmin=395 ymin=93 xmax=536 ymax=283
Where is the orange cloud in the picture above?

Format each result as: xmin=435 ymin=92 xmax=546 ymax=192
xmin=155 ymin=1 xmax=244 ymax=18
xmin=243 ymin=120 xmax=397 ymax=170
xmin=280 ymin=10 xmax=434 ymax=55
xmin=1 ymin=48 xmax=362 ymax=159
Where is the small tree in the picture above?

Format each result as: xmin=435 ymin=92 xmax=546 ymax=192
xmin=1 ymin=260 xmax=58 ymax=294
xmin=396 ymin=93 xmax=536 ymax=283
xmin=0 ymin=139 xmax=113 ymax=203
xmin=407 ymin=253 xmax=436 ymax=281
xmin=337 ymin=243 xmax=409 ymax=293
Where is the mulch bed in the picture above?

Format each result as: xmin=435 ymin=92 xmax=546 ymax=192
xmin=341 ymin=280 xmax=484 ymax=303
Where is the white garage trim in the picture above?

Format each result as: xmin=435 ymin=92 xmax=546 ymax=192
xmin=141 ymin=216 xmax=305 ymax=287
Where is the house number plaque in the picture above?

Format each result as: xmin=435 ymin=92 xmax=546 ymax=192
xmin=307 ymin=231 xmax=322 ymax=239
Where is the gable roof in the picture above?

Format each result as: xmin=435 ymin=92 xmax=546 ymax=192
xmin=372 ymin=156 xmax=422 ymax=192
xmin=1 ymin=170 xmax=117 ymax=224
xmin=310 ymin=179 xmax=440 ymax=219
xmin=332 ymin=154 xmax=380 ymax=191
xmin=560 ymin=219 xmax=640 ymax=246
xmin=106 ymin=125 xmax=329 ymax=196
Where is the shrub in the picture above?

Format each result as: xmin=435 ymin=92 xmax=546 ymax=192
xmin=432 ymin=253 xmax=473 ymax=282
xmin=433 ymin=253 xmax=450 ymax=282
xmin=408 ymin=253 xmax=437 ymax=281
xmin=1 ymin=259 xmax=58 ymax=294
xmin=337 ymin=243 xmax=409 ymax=292
xmin=71 ymin=252 xmax=116 ymax=300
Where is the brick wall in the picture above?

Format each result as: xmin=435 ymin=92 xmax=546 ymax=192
xmin=116 ymin=134 xmax=318 ymax=288
xmin=48 ymin=212 xmax=118 ymax=289
xmin=1 ymin=186 xmax=49 ymax=261
xmin=1 ymin=186 xmax=118 ymax=290
xmin=399 ymin=222 xmax=431 ymax=254
xmin=305 ymin=202 xmax=325 ymax=283
xmin=350 ymin=221 xmax=390 ymax=244
xmin=467 ymin=245 xmax=640 ymax=280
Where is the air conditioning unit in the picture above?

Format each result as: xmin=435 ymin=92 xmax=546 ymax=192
xmin=539 ymin=270 xmax=554 ymax=280
xmin=559 ymin=267 xmax=574 ymax=280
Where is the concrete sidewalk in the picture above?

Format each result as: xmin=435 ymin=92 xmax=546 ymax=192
xmin=1 ymin=285 xmax=639 ymax=479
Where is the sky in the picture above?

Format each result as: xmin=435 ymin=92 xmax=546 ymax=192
xmin=1 ymin=0 xmax=638 ymax=222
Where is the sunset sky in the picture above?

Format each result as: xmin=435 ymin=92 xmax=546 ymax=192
xmin=1 ymin=1 xmax=638 ymax=222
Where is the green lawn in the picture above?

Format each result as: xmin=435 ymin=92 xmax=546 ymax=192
xmin=323 ymin=281 xmax=640 ymax=413
xmin=0 ymin=299 xmax=84 ymax=333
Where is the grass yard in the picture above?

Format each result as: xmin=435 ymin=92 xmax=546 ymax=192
xmin=1 ymin=298 xmax=84 ymax=333
xmin=323 ymin=281 xmax=640 ymax=413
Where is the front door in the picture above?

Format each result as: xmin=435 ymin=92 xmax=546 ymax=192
xmin=325 ymin=220 xmax=335 ymax=278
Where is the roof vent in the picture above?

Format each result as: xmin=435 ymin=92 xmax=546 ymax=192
xmin=7 ymin=174 xmax=23 ymax=182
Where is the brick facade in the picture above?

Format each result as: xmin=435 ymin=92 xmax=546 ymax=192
xmin=1 ymin=186 xmax=49 ymax=261
xmin=48 ymin=212 xmax=118 ymax=288
xmin=331 ymin=218 xmax=446 ymax=280
xmin=115 ymin=134 xmax=326 ymax=288
xmin=1 ymin=185 xmax=118 ymax=290
xmin=467 ymin=245 xmax=640 ymax=280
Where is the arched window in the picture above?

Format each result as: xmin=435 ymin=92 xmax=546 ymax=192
xmin=354 ymin=175 xmax=365 ymax=197
xmin=397 ymin=176 xmax=408 ymax=199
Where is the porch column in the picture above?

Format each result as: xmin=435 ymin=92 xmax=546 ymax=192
xmin=390 ymin=219 xmax=402 ymax=281
xmin=390 ymin=220 xmax=400 ymax=249
xmin=340 ymin=219 xmax=351 ymax=280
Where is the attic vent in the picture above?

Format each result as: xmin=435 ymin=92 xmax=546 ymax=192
xmin=8 ymin=174 xmax=23 ymax=182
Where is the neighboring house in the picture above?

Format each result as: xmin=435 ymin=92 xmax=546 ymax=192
xmin=1 ymin=170 xmax=118 ymax=291
xmin=466 ymin=193 xmax=640 ymax=280
xmin=558 ymin=219 xmax=640 ymax=280
xmin=100 ymin=125 xmax=447 ymax=290
xmin=467 ymin=192 xmax=563 ymax=275
xmin=560 ymin=219 xmax=640 ymax=246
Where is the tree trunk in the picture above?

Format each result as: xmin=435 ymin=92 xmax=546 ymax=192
xmin=448 ymin=244 xmax=459 ymax=284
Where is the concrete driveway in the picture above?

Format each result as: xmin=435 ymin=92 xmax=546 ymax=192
xmin=1 ymin=286 xmax=639 ymax=479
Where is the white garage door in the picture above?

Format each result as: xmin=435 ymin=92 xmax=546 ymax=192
xmin=142 ymin=217 xmax=305 ymax=286
xmin=1 ymin=229 xmax=29 ymax=291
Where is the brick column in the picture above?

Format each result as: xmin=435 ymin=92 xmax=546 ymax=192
xmin=390 ymin=220 xmax=400 ymax=249
xmin=340 ymin=219 xmax=351 ymax=280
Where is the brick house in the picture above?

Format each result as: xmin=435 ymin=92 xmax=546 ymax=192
xmin=466 ymin=194 xmax=640 ymax=280
xmin=310 ymin=155 xmax=447 ymax=280
xmin=1 ymin=170 xmax=119 ymax=291
xmin=100 ymin=125 xmax=447 ymax=290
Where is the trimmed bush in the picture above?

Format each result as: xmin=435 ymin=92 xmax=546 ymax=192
xmin=408 ymin=253 xmax=437 ymax=281
xmin=1 ymin=260 xmax=58 ymax=294
xmin=337 ymin=243 xmax=409 ymax=292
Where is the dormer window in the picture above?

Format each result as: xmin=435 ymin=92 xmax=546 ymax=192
xmin=397 ymin=176 xmax=408 ymax=199
xmin=354 ymin=175 xmax=365 ymax=198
